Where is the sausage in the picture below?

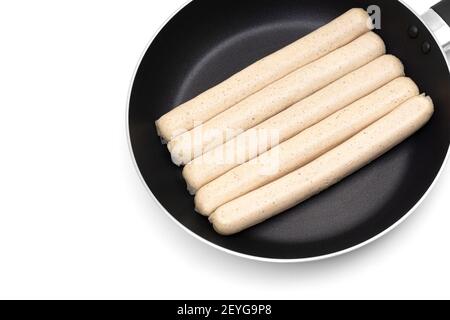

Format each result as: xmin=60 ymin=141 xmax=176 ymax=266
xmin=209 ymin=95 xmax=434 ymax=235
xmin=168 ymin=32 xmax=385 ymax=165
xmin=183 ymin=55 xmax=404 ymax=194
xmin=155 ymin=8 xmax=372 ymax=143
xmin=195 ymin=77 xmax=419 ymax=216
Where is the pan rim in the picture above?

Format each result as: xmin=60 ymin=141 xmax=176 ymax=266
xmin=126 ymin=0 xmax=450 ymax=263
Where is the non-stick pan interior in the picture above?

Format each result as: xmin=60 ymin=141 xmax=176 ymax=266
xmin=129 ymin=0 xmax=450 ymax=259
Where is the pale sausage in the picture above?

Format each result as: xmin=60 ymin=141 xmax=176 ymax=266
xmin=196 ymin=77 xmax=419 ymax=216
xmin=184 ymin=55 xmax=404 ymax=194
xmin=169 ymin=32 xmax=385 ymax=165
xmin=209 ymin=95 xmax=434 ymax=235
xmin=155 ymin=8 xmax=372 ymax=143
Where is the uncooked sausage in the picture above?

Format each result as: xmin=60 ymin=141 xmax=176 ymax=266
xmin=169 ymin=32 xmax=385 ymax=165
xmin=209 ymin=95 xmax=434 ymax=235
xmin=196 ymin=77 xmax=419 ymax=216
xmin=155 ymin=8 xmax=372 ymax=143
xmin=183 ymin=55 xmax=404 ymax=194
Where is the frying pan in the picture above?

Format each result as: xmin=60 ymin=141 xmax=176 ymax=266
xmin=128 ymin=0 xmax=450 ymax=261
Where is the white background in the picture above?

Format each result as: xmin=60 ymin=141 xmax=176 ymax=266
xmin=0 ymin=0 xmax=448 ymax=300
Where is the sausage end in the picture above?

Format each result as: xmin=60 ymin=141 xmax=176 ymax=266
xmin=194 ymin=190 xmax=214 ymax=217
xmin=209 ymin=211 xmax=238 ymax=236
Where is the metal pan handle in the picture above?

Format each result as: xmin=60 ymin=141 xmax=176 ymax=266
xmin=422 ymin=0 xmax=450 ymax=59
xmin=432 ymin=0 xmax=450 ymax=25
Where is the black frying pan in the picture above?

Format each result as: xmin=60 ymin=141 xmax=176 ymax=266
xmin=128 ymin=0 xmax=450 ymax=261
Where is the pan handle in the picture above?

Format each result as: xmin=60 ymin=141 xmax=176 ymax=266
xmin=433 ymin=0 xmax=450 ymax=26
xmin=422 ymin=1 xmax=450 ymax=59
